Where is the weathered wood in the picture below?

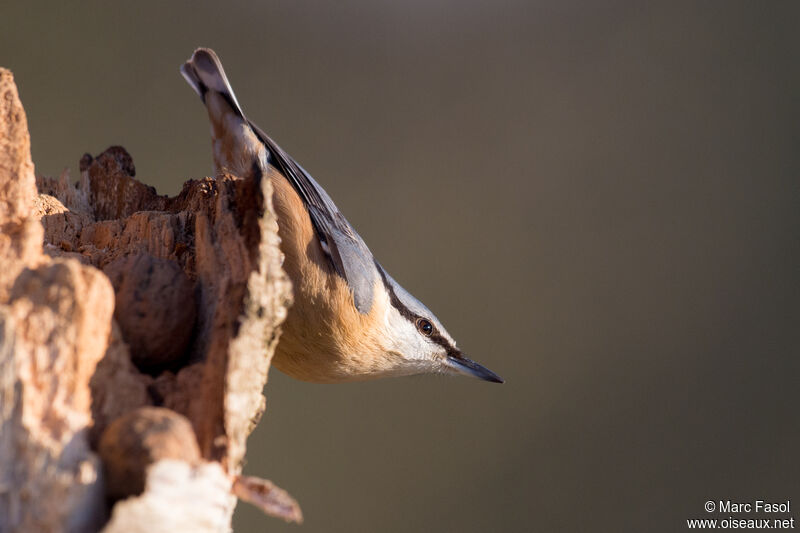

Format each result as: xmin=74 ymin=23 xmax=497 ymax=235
xmin=0 ymin=66 xmax=299 ymax=532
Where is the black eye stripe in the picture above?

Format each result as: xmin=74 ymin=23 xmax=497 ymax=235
xmin=374 ymin=260 xmax=461 ymax=357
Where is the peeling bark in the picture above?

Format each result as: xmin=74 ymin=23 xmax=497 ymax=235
xmin=0 ymin=66 xmax=298 ymax=532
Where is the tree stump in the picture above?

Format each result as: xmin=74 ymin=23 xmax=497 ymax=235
xmin=0 ymin=67 xmax=301 ymax=532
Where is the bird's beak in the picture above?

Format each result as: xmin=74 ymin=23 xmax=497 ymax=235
xmin=445 ymin=354 xmax=504 ymax=383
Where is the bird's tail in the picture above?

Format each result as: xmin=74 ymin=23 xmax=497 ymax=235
xmin=180 ymin=48 xmax=244 ymax=117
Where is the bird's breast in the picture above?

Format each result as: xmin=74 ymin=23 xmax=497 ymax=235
xmin=267 ymin=167 xmax=397 ymax=382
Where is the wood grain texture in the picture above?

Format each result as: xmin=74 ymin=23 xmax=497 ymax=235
xmin=0 ymin=67 xmax=297 ymax=532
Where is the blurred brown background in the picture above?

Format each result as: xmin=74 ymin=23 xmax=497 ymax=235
xmin=2 ymin=1 xmax=799 ymax=531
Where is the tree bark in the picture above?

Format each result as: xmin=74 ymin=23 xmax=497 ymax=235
xmin=0 ymin=67 xmax=301 ymax=532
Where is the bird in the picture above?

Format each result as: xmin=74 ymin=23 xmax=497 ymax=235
xmin=181 ymin=48 xmax=503 ymax=384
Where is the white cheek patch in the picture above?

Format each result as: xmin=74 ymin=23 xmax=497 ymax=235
xmin=384 ymin=306 xmax=444 ymax=366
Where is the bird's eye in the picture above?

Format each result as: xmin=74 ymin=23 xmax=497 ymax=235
xmin=416 ymin=318 xmax=433 ymax=336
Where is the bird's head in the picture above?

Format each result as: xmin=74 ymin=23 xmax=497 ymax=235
xmin=377 ymin=267 xmax=504 ymax=384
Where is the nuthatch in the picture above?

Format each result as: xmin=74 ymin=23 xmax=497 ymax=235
xmin=181 ymin=48 xmax=503 ymax=384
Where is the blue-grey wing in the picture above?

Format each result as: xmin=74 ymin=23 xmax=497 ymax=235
xmin=249 ymin=121 xmax=377 ymax=314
